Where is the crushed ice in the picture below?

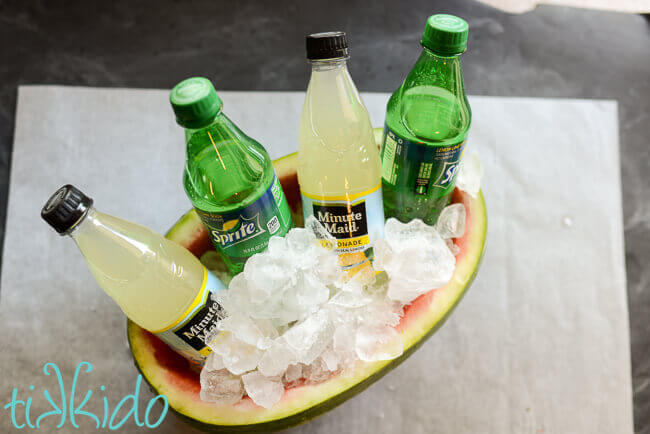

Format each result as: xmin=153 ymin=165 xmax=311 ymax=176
xmin=200 ymin=155 xmax=481 ymax=409
xmin=455 ymin=151 xmax=483 ymax=198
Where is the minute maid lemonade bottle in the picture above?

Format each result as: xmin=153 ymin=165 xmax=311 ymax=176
xmin=380 ymin=15 xmax=471 ymax=225
xmin=298 ymin=32 xmax=384 ymax=276
xmin=41 ymin=185 xmax=225 ymax=364
xmin=171 ymin=77 xmax=293 ymax=275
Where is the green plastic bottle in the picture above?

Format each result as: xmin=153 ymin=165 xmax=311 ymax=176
xmin=380 ymin=14 xmax=471 ymax=225
xmin=170 ymin=77 xmax=293 ymax=275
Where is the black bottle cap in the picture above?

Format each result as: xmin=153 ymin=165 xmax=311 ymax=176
xmin=306 ymin=31 xmax=349 ymax=60
xmin=41 ymin=185 xmax=93 ymax=234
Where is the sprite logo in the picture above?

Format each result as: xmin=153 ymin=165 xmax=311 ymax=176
xmin=208 ymin=213 xmax=266 ymax=248
xmin=433 ymin=161 xmax=460 ymax=189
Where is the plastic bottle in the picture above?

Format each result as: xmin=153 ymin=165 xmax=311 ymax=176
xmin=380 ymin=14 xmax=471 ymax=224
xmin=171 ymin=77 xmax=294 ymax=275
xmin=41 ymin=185 xmax=224 ymax=364
xmin=298 ymin=32 xmax=384 ymax=276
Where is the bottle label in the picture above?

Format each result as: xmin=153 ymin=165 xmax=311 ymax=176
xmin=152 ymin=267 xmax=225 ymax=364
xmin=196 ymin=174 xmax=293 ymax=274
xmin=301 ymin=184 xmax=384 ymax=269
xmin=381 ymin=124 xmax=466 ymax=198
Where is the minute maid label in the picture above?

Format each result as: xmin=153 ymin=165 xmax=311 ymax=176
xmin=196 ymin=174 xmax=293 ymax=275
xmin=381 ymin=124 xmax=466 ymax=198
xmin=301 ymin=184 xmax=384 ymax=270
xmin=152 ymin=267 xmax=225 ymax=364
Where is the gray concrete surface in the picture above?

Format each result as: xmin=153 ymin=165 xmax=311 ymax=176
xmin=0 ymin=0 xmax=648 ymax=431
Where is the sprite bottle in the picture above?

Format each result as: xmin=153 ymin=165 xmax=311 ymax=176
xmin=380 ymin=14 xmax=471 ymax=225
xmin=170 ymin=77 xmax=293 ymax=275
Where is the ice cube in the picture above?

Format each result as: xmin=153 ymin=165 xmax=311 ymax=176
xmin=456 ymin=151 xmax=483 ymax=198
xmin=313 ymin=248 xmax=342 ymax=283
xmin=445 ymin=239 xmax=461 ymax=256
xmin=346 ymin=261 xmax=376 ymax=285
xmin=257 ymin=338 xmax=296 ymax=377
xmin=244 ymin=253 xmax=293 ymax=303
xmin=215 ymin=274 xmax=252 ymax=317
xmin=359 ymin=299 xmax=403 ymax=328
xmin=355 ymin=325 xmax=403 ymax=362
xmin=204 ymin=351 xmax=225 ymax=371
xmin=283 ymin=309 xmax=333 ymax=365
xmin=305 ymin=215 xmax=337 ymax=251
xmin=285 ymin=227 xmax=317 ymax=254
xmin=199 ymin=368 xmax=244 ymax=405
xmin=218 ymin=314 xmax=278 ymax=349
xmin=436 ymin=203 xmax=466 ymax=239
xmin=371 ymin=239 xmax=393 ymax=273
xmin=320 ymin=348 xmax=340 ymax=371
xmin=333 ymin=325 xmax=356 ymax=355
xmin=281 ymin=272 xmax=330 ymax=321
xmin=329 ymin=279 xmax=373 ymax=308
xmin=242 ymin=371 xmax=284 ymax=409
xmin=303 ymin=358 xmax=332 ymax=384
xmin=381 ymin=218 xmax=455 ymax=303
xmin=267 ymin=235 xmax=287 ymax=257
xmin=208 ymin=332 xmax=262 ymax=375
xmin=283 ymin=364 xmax=303 ymax=385
xmin=365 ymin=271 xmax=390 ymax=297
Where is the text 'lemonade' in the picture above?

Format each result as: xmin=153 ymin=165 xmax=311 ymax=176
xmin=298 ymin=32 xmax=384 ymax=275
xmin=41 ymin=185 xmax=225 ymax=364
xmin=171 ymin=78 xmax=293 ymax=276
xmin=380 ymin=14 xmax=471 ymax=225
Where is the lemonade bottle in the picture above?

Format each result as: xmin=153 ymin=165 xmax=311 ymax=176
xmin=380 ymin=14 xmax=471 ymax=224
xmin=298 ymin=32 xmax=384 ymax=275
xmin=171 ymin=77 xmax=293 ymax=276
xmin=41 ymin=185 xmax=225 ymax=364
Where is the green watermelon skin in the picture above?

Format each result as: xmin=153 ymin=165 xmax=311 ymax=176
xmin=128 ymin=150 xmax=487 ymax=432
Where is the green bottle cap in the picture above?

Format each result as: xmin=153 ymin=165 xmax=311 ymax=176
xmin=170 ymin=77 xmax=223 ymax=129
xmin=421 ymin=14 xmax=469 ymax=56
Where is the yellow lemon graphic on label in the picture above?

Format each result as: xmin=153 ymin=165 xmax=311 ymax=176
xmin=222 ymin=219 xmax=239 ymax=231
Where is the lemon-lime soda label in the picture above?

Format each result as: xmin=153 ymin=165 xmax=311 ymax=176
xmin=153 ymin=268 xmax=225 ymax=364
xmin=301 ymin=185 xmax=383 ymax=265
xmin=381 ymin=125 xmax=465 ymax=197
xmin=196 ymin=175 xmax=292 ymax=274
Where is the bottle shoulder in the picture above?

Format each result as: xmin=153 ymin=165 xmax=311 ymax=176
xmin=386 ymin=80 xmax=471 ymax=145
xmin=183 ymin=115 xmax=275 ymax=213
xmin=298 ymin=63 xmax=382 ymax=195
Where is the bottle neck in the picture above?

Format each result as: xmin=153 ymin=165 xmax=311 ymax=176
xmin=309 ymin=57 xmax=349 ymax=73
xmin=420 ymin=46 xmax=463 ymax=65
xmin=409 ymin=47 xmax=465 ymax=94
xmin=184 ymin=111 xmax=250 ymax=154
xmin=68 ymin=206 xmax=96 ymax=239
xmin=306 ymin=56 xmax=356 ymax=99
xmin=185 ymin=110 xmax=229 ymax=134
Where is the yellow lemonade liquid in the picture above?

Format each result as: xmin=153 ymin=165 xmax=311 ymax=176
xmin=298 ymin=35 xmax=384 ymax=276
xmin=39 ymin=183 xmax=229 ymax=365
xmin=72 ymin=209 xmax=205 ymax=331
xmin=69 ymin=207 xmax=225 ymax=363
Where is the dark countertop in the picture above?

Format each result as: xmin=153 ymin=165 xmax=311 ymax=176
xmin=1 ymin=0 xmax=648 ymax=431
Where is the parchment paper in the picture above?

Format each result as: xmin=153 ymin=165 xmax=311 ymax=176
xmin=0 ymin=86 xmax=633 ymax=433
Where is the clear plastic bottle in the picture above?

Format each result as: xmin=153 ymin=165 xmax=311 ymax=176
xmin=298 ymin=32 xmax=384 ymax=276
xmin=41 ymin=185 xmax=225 ymax=364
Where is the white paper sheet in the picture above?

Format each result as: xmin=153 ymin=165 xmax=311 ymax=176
xmin=0 ymin=86 xmax=633 ymax=433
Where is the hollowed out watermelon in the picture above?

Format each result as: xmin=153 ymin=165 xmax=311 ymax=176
xmin=127 ymin=138 xmax=487 ymax=432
